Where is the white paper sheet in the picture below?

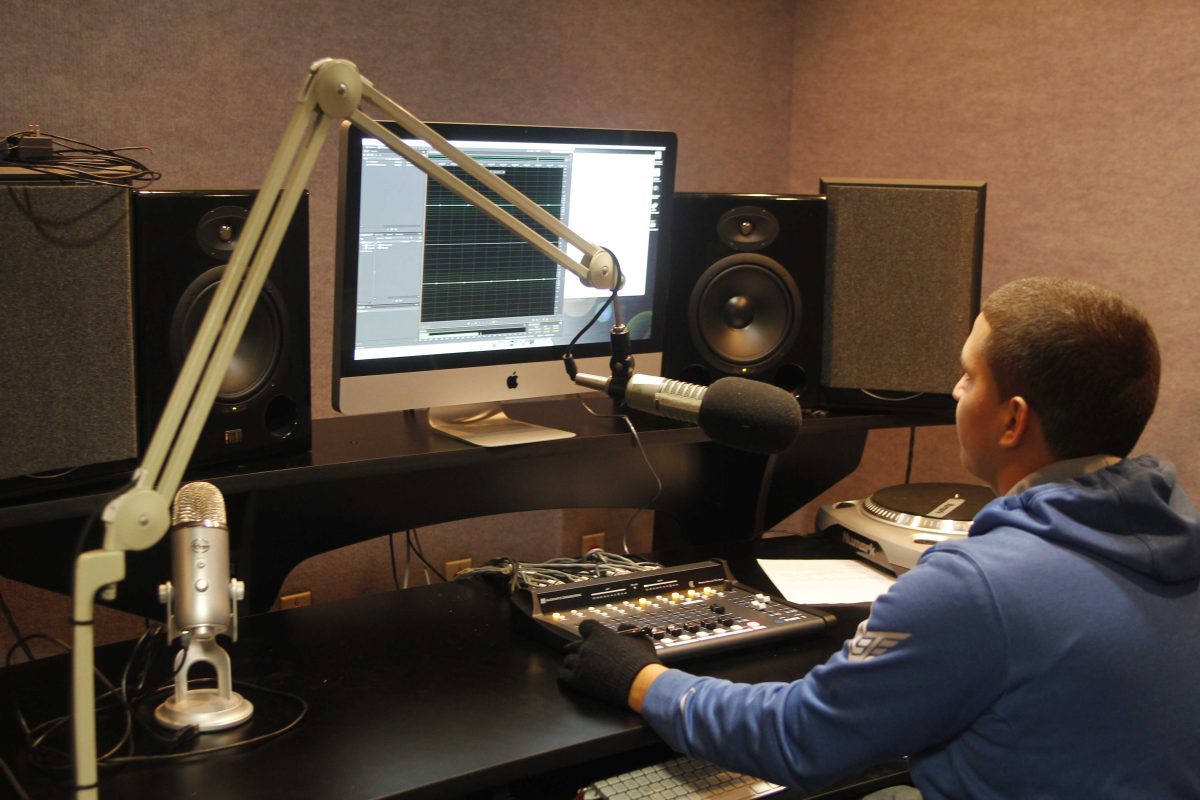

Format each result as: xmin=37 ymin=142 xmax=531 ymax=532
xmin=757 ymin=558 xmax=896 ymax=605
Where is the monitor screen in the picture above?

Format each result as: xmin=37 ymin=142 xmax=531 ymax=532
xmin=333 ymin=121 xmax=676 ymax=422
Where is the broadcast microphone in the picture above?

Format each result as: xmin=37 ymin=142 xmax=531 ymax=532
xmin=575 ymin=372 xmax=803 ymax=454
xmin=155 ymin=481 xmax=253 ymax=731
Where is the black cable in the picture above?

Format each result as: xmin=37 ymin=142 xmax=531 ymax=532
xmin=0 ymin=584 xmax=34 ymax=663
xmin=562 ymin=259 xmax=622 ymax=380
xmin=6 ymin=634 xmax=133 ymax=767
xmin=456 ymin=551 xmax=662 ymax=592
xmin=101 ymin=679 xmax=307 ymax=765
xmin=904 ymin=426 xmax=916 ymax=484
xmin=388 ymin=533 xmax=401 ymax=590
xmin=8 ymin=630 xmax=306 ymax=774
xmin=406 ymin=530 xmax=447 ymax=583
xmin=2 ymin=128 xmax=161 ymax=188
xmin=0 ymin=755 xmax=32 ymax=800
xmin=574 ymin=397 xmax=663 ymax=555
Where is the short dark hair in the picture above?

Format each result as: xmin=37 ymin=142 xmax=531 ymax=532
xmin=981 ymin=277 xmax=1160 ymax=459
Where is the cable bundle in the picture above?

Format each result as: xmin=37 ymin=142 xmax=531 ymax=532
xmin=456 ymin=549 xmax=663 ymax=593
xmin=2 ymin=127 xmax=161 ymax=187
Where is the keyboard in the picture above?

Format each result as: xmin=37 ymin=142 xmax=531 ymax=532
xmin=586 ymin=755 xmax=784 ymax=800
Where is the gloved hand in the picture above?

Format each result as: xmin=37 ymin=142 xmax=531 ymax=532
xmin=558 ymin=619 xmax=663 ymax=708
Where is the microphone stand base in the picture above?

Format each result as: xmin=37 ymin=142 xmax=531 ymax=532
xmin=155 ymin=689 xmax=254 ymax=732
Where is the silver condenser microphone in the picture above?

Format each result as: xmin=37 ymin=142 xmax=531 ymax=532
xmin=155 ymin=481 xmax=253 ymax=731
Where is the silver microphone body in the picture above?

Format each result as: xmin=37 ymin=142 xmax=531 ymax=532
xmin=169 ymin=492 xmax=231 ymax=640
xmin=576 ymin=372 xmax=706 ymax=423
xmin=156 ymin=481 xmax=253 ymax=731
xmin=575 ymin=371 xmax=803 ymax=454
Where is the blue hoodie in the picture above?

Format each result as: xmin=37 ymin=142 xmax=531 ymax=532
xmin=641 ymin=455 xmax=1200 ymax=798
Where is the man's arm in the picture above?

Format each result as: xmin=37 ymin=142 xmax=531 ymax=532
xmin=561 ymin=548 xmax=1009 ymax=791
xmin=627 ymin=663 xmax=669 ymax=712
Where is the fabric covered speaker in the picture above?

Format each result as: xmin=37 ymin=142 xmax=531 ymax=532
xmin=820 ymin=178 xmax=986 ymax=410
xmin=664 ymin=193 xmax=826 ymax=409
xmin=132 ymin=190 xmax=312 ymax=466
xmin=0 ymin=184 xmax=139 ymax=481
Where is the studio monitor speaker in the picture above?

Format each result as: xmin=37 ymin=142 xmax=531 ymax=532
xmin=663 ymin=193 xmax=826 ymax=409
xmin=819 ymin=178 xmax=986 ymax=410
xmin=0 ymin=184 xmax=139 ymax=482
xmin=132 ymin=190 xmax=312 ymax=466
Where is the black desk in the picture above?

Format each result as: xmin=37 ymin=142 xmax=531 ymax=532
xmin=0 ymin=396 xmax=948 ymax=616
xmin=0 ymin=543 xmax=898 ymax=800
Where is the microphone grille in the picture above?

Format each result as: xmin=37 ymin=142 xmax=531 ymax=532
xmin=171 ymin=481 xmax=227 ymax=527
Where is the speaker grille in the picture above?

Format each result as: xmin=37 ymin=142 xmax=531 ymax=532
xmin=821 ymin=179 xmax=985 ymax=399
xmin=0 ymin=185 xmax=138 ymax=479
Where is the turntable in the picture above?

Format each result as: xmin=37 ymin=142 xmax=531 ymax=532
xmin=816 ymin=483 xmax=996 ymax=574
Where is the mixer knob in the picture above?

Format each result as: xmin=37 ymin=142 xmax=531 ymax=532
xmin=710 ymin=604 xmax=726 ymax=614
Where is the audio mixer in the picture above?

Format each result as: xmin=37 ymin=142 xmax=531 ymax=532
xmin=511 ymin=559 xmax=837 ymax=662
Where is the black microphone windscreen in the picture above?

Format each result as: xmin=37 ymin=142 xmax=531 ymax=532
xmin=698 ymin=378 xmax=803 ymax=454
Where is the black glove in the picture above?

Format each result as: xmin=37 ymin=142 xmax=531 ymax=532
xmin=557 ymin=619 xmax=663 ymax=707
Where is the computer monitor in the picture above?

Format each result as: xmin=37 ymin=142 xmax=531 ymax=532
xmin=333 ymin=121 xmax=676 ymax=443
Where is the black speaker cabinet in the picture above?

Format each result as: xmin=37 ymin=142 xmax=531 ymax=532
xmin=132 ymin=190 xmax=312 ymax=466
xmin=0 ymin=184 xmax=140 ymax=482
xmin=663 ymin=193 xmax=827 ymax=409
xmin=819 ymin=178 xmax=986 ymax=411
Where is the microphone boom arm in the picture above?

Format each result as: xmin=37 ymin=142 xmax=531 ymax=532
xmin=72 ymin=57 xmax=622 ymax=799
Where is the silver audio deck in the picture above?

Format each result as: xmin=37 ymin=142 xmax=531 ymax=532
xmin=817 ymin=483 xmax=995 ymax=574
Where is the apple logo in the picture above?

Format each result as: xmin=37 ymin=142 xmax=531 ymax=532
xmin=506 ymin=371 xmax=519 ymax=390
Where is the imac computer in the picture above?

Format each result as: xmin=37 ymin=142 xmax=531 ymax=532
xmin=333 ymin=121 xmax=676 ymax=444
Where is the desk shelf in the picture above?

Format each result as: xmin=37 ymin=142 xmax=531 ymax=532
xmin=0 ymin=395 xmax=949 ymax=616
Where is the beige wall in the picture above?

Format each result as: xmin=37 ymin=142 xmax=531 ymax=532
xmin=782 ymin=0 xmax=1199 ymax=523
xmin=2 ymin=1 xmax=1196 ymax=654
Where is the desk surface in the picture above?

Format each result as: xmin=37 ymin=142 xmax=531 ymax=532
xmin=0 ymin=543 xmax=873 ymax=800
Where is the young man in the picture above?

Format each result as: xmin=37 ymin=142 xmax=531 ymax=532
xmin=559 ymin=277 xmax=1200 ymax=798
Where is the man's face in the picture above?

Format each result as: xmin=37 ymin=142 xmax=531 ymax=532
xmin=952 ymin=314 xmax=1008 ymax=491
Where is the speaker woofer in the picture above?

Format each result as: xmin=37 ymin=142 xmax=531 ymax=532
xmin=169 ymin=265 xmax=286 ymax=403
xmin=689 ymin=253 xmax=801 ymax=373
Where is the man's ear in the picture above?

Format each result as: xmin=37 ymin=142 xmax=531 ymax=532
xmin=999 ymin=395 xmax=1031 ymax=449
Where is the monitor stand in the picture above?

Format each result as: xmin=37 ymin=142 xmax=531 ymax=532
xmin=427 ymin=403 xmax=575 ymax=447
